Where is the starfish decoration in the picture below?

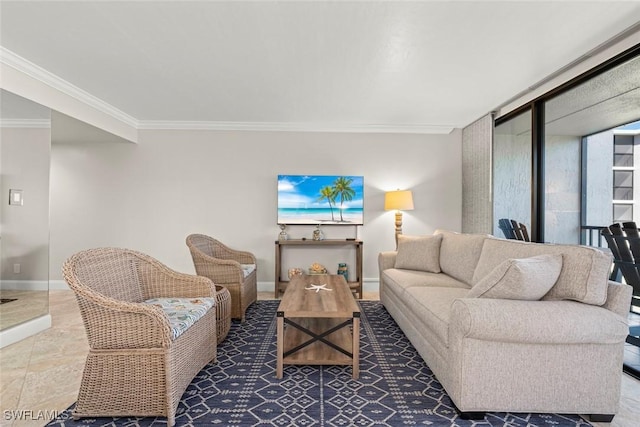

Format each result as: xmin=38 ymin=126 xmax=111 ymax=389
xmin=305 ymin=284 xmax=332 ymax=293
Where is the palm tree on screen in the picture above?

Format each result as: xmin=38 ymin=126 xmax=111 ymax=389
xmin=332 ymin=177 xmax=355 ymax=222
xmin=317 ymin=186 xmax=337 ymax=221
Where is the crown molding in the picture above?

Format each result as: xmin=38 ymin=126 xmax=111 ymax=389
xmin=137 ymin=120 xmax=454 ymax=134
xmin=1 ymin=48 xmax=454 ymax=135
xmin=0 ymin=47 xmax=138 ymax=128
xmin=0 ymin=118 xmax=51 ymax=128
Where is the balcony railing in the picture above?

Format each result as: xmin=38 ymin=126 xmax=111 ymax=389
xmin=580 ymin=225 xmax=608 ymax=248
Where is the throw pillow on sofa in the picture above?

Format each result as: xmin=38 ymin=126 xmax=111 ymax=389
xmin=468 ymin=254 xmax=563 ymax=300
xmin=394 ymin=234 xmax=443 ymax=273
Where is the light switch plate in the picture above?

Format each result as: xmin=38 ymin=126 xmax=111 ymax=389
xmin=9 ymin=189 xmax=23 ymax=206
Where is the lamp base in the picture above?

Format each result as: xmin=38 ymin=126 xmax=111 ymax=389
xmin=394 ymin=211 xmax=403 ymax=248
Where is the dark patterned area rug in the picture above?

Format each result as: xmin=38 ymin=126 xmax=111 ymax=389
xmin=49 ymin=300 xmax=591 ymax=426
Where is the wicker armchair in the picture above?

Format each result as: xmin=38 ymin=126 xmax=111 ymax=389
xmin=62 ymin=248 xmax=217 ymax=426
xmin=186 ymin=234 xmax=257 ymax=322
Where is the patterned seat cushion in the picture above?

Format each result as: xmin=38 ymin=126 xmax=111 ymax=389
xmin=144 ymin=297 xmax=216 ymax=339
xmin=241 ymin=263 xmax=256 ymax=278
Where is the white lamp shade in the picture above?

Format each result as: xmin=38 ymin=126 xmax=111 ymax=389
xmin=384 ymin=190 xmax=414 ymax=211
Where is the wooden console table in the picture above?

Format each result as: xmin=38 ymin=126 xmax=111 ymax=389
xmin=274 ymin=239 xmax=363 ymax=299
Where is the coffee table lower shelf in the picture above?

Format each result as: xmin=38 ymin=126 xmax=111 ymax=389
xmin=276 ymin=314 xmax=360 ymax=379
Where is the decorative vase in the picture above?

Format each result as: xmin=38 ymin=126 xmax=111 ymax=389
xmin=278 ymin=224 xmax=289 ymax=241
xmin=312 ymin=224 xmax=324 ymax=241
xmin=338 ymin=263 xmax=348 ymax=281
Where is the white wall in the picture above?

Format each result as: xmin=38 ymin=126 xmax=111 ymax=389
xmin=1 ymin=126 xmax=50 ymax=281
xmin=50 ymin=128 xmax=462 ymax=289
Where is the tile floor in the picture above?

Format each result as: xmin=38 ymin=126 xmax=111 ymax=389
xmin=1 ymin=290 xmax=639 ymax=427
xmin=0 ymin=291 xmax=49 ymax=331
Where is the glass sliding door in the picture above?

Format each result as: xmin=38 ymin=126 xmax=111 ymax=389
xmin=612 ymin=133 xmax=637 ymax=223
xmin=494 ymin=46 xmax=640 ymax=246
xmin=545 ymin=53 xmax=640 ymax=244
xmin=582 ymin=121 xmax=640 ymax=246
xmin=582 ymin=130 xmax=614 ymax=245
xmin=542 ymin=96 xmax=583 ymax=244
xmin=493 ymin=110 xmax=532 ymax=239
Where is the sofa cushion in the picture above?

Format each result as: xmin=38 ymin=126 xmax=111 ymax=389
xmin=435 ymin=230 xmax=491 ymax=285
xmin=395 ymin=234 xmax=442 ymax=272
xmin=403 ymin=286 xmax=470 ymax=347
xmin=472 ymin=239 xmax=612 ymax=305
xmin=383 ymin=268 xmax=470 ymax=294
xmin=468 ymin=254 xmax=562 ymax=300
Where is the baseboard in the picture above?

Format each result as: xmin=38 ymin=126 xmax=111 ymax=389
xmin=49 ymin=280 xmax=69 ymax=290
xmin=51 ymin=278 xmax=380 ymax=294
xmin=0 ymin=280 xmax=49 ymax=291
xmin=0 ymin=314 xmax=52 ymax=349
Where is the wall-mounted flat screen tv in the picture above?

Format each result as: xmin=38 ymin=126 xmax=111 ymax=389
xmin=277 ymin=175 xmax=364 ymax=225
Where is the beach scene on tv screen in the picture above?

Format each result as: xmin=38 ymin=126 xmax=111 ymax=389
xmin=278 ymin=175 xmax=364 ymax=224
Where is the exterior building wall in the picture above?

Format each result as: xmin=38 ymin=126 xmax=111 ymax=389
xmin=493 ymin=130 xmax=531 ymax=238
xmin=544 ymin=134 xmax=581 ymax=244
xmin=584 ymin=131 xmax=614 ymax=227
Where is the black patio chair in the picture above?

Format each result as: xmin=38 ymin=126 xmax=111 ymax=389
xmin=600 ymin=222 xmax=640 ymax=378
xmin=498 ymin=218 xmax=530 ymax=242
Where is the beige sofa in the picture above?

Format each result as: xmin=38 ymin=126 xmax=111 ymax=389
xmin=378 ymin=230 xmax=632 ymax=422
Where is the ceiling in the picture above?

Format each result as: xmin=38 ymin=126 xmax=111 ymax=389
xmin=496 ymin=54 xmax=640 ymax=137
xmin=1 ymin=1 xmax=640 ymax=134
xmin=545 ymin=54 xmax=640 ymax=137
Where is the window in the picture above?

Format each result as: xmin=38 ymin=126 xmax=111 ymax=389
xmin=494 ymin=43 xmax=640 ymax=244
xmin=493 ymin=110 xmax=532 ymax=239
xmin=614 ymin=135 xmax=634 ymax=167
xmin=613 ymin=170 xmax=634 ymax=200
xmin=614 ymin=203 xmax=633 ymax=222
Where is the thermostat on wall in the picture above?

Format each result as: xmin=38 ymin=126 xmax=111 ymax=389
xmin=9 ymin=189 xmax=23 ymax=206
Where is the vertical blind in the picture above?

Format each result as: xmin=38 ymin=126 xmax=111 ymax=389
xmin=462 ymin=114 xmax=493 ymax=234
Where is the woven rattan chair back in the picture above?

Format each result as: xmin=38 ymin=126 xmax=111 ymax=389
xmin=62 ymin=247 xmax=218 ymax=426
xmin=66 ymin=248 xmax=145 ymax=302
xmin=187 ymin=234 xmax=215 ymax=256
xmin=186 ymin=234 xmax=257 ymax=322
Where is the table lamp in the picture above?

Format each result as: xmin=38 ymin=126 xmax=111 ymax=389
xmin=384 ymin=190 xmax=414 ymax=247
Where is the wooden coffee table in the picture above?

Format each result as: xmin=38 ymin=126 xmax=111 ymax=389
xmin=276 ymin=274 xmax=360 ymax=379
